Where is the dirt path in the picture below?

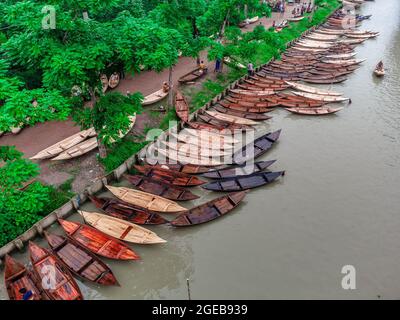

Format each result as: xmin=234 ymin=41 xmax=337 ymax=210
xmin=0 ymin=1 xmax=311 ymax=192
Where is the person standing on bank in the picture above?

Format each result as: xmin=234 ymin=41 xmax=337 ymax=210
xmin=247 ymin=62 xmax=254 ymax=76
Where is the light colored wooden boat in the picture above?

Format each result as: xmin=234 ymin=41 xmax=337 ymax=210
xmin=183 ymin=128 xmax=239 ymax=143
xmin=286 ymin=107 xmax=343 ymax=115
xmin=168 ymin=132 xmax=236 ymax=150
xmin=143 ymin=89 xmax=168 ymax=106
xmin=156 ymin=147 xmax=223 ymax=166
xmin=323 ymin=58 xmax=366 ymax=65
xmin=325 ymin=52 xmax=357 ymax=60
xmin=315 ymin=29 xmax=347 ymax=35
xmin=158 ymin=140 xmax=233 ymax=156
xmin=223 ymin=57 xmax=246 ymax=70
xmin=305 ymin=34 xmax=338 ymax=42
xmin=288 ymin=16 xmax=304 ymax=22
xmin=291 ymin=46 xmax=327 ymax=53
xmin=339 ymin=38 xmax=366 ymax=45
xmin=79 ymin=211 xmax=166 ymax=244
xmin=248 ymin=16 xmax=259 ymax=24
xmin=30 ymin=128 xmax=96 ymax=160
xmin=374 ymin=69 xmax=385 ymax=77
xmin=297 ymin=41 xmax=333 ymax=49
xmin=106 ymin=185 xmax=186 ymax=212
xmin=51 ymin=137 xmax=98 ymax=161
xmin=291 ymin=91 xmax=350 ymax=102
xmin=285 ymin=81 xmax=343 ymax=96
xmin=205 ymin=110 xmax=258 ymax=126
xmin=345 ymin=33 xmax=377 ymax=39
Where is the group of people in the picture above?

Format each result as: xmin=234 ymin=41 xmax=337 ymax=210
xmin=270 ymin=0 xmax=286 ymax=14
xmin=292 ymin=2 xmax=313 ymax=17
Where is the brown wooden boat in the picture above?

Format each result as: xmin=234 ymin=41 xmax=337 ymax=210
xmin=302 ymin=76 xmax=348 ymax=84
xmin=285 ymin=107 xmax=343 ymax=115
xmin=202 ymin=171 xmax=285 ymax=191
xmin=213 ymin=105 xmax=272 ymax=121
xmin=134 ymin=164 xmax=205 ymax=186
xmin=175 ymin=91 xmax=189 ymax=122
xmin=146 ymin=163 xmax=211 ymax=174
xmin=178 ymin=67 xmax=207 ymax=84
xmin=203 ymin=160 xmax=277 ymax=179
xmin=219 ymin=101 xmax=275 ymax=114
xmin=58 ymin=219 xmax=140 ymax=260
xmin=233 ymin=130 xmax=281 ymax=164
xmin=170 ymin=192 xmax=246 ymax=227
xmin=197 ymin=112 xmax=252 ymax=131
xmin=89 ymin=195 xmax=169 ymax=225
xmin=29 ymin=242 xmax=83 ymax=300
xmin=44 ymin=232 xmax=118 ymax=286
xmin=4 ymin=255 xmax=47 ymax=300
xmin=225 ymin=97 xmax=279 ymax=108
xmin=124 ymin=174 xmax=199 ymax=201
xmin=186 ymin=121 xmax=225 ymax=131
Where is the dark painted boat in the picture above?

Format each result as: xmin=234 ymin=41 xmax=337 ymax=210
xmin=232 ymin=130 xmax=282 ymax=164
xmin=29 ymin=241 xmax=83 ymax=300
xmin=89 ymin=195 xmax=169 ymax=225
xmin=4 ymin=255 xmax=48 ymax=300
xmin=58 ymin=219 xmax=140 ymax=260
xmin=124 ymin=174 xmax=199 ymax=201
xmin=44 ymin=232 xmax=119 ymax=286
xmin=213 ymin=105 xmax=272 ymax=121
xmin=203 ymin=160 xmax=277 ymax=179
xmin=133 ymin=164 xmax=206 ymax=186
xmin=170 ymin=192 xmax=246 ymax=227
xmin=202 ymin=171 xmax=285 ymax=191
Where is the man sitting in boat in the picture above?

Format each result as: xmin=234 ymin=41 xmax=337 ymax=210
xmin=162 ymin=81 xmax=170 ymax=93
xmin=19 ymin=288 xmax=34 ymax=300
xmin=199 ymin=61 xmax=208 ymax=74
xmin=376 ymin=61 xmax=384 ymax=71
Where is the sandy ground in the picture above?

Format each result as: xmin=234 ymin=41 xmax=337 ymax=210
xmin=0 ymin=1 xmax=310 ymax=192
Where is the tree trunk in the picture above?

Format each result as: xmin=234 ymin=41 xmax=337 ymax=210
xmin=97 ymin=138 xmax=107 ymax=159
xmin=168 ymin=66 xmax=174 ymax=109
xmin=220 ymin=9 xmax=231 ymax=37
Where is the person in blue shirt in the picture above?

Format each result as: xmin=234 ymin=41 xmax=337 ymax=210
xmin=19 ymin=287 xmax=34 ymax=300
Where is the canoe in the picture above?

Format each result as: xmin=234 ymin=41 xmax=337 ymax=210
xmin=79 ymin=211 xmax=167 ymax=244
xmin=124 ymin=174 xmax=199 ymax=201
xmin=44 ymin=232 xmax=118 ymax=286
xmin=178 ymin=67 xmax=207 ymax=84
xmin=158 ymin=140 xmax=233 ymax=157
xmin=143 ymin=89 xmax=168 ymax=106
xmin=374 ymin=68 xmax=385 ymax=77
xmin=156 ymin=147 xmax=224 ymax=166
xmin=285 ymin=107 xmax=343 ymax=115
xmin=58 ymin=219 xmax=140 ymax=260
xmin=184 ymin=128 xmax=239 ymax=142
xmin=219 ymin=101 xmax=276 ymax=113
xmin=145 ymin=163 xmax=212 ymax=175
xmin=30 ymin=128 xmax=96 ymax=160
xmin=168 ymin=132 xmax=236 ymax=150
xmin=134 ymin=164 xmax=206 ymax=186
xmin=233 ymin=130 xmax=281 ymax=164
xmin=170 ymin=192 xmax=246 ymax=227
xmin=108 ymin=73 xmax=120 ymax=89
xmin=205 ymin=110 xmax=258 ymax=126
xmin=175 ymin=91 xmax=190 ymax=122
xmin=4 ymin=255 xmax=47 ymax=300
xmin=29 ymin=242 xmax=83 ymax=300
xmin=285 ymin=81 xmax=343 ymax=96
xmin=186 ymin=121 xmax=225 ymax=131
xmin=106 ymin=185 xmax=187 ymax=212
xmin=100 ymin=74 xmax=108 ymax=93
xmin=287 ymin=16 xmax=304 ymax=22
xmin=303 ymin=76 xmax=348 ymax=84
xmin=203 ymin=160 xmax=277 ymax=179
xmin=51 ymin=137 xmax=98 ymax=161
xmin=322 ymin=58 xmax=366 ymax=65
xmin=197 ymin=112 xmax=252 ymax=131
xmin=291 ymin=91 xmax=350 ymax=102
xmin=213 ymin=105 xmax=272 ymax=121
xmin=202 ymin=171 xmax=285 ymax=191
xmin=229 ymin=89 xmax=275 ymax=96
xmin=89 ymin=195 xmax=169 ymax=225
xmin=223 ymin=57 xmax=246 ymax=70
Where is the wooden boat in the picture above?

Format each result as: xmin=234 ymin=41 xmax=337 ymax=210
xmin=44 ymin=232 xmax=118 ymax=286
xmin=374 ymin=68 xmax=385 ymax=77
xmin=233 ymin=130 xmax=281 ymax=164
xmin=305 ymin=34 xmax=339 ymax=42
xmin=229 ymin=89 xmax=275 ymax=96
xmin=175 ymin=91 xmax=189 ymax=122
xmin=203 ymin=160 xmax=276 ymax=179
xmin=158 ymin=140 xmax=233 ymax=157
xmin=204 ymin=110 xmax=258 ymax=126
xmin=51 ymin=137 xmax=98 ymax=161
xmin=156 ymin=147 xmax=224 ymax=167
xmin=178 ymin=67 xmax=207 ymax=84
xmin=29 ymin=242 xmax=83 ymax=300
xmin=145 ymin=163 xmax=212 ymax=175
xmin=170 ymin=192 xmax=246 ymax=227
xmin=100 ymin=74 xmax=108 ymax=93
xmin=89 ymin=195 xmax=169 ymax=225
xmin=325 ymin=52 xmax=357 ymax=59
xmin=80 ymin=211 xmax=166 ymax=244
xmin=125 ymin=174 xmax=199 ymax=201
xmin=285 ymin=81 xmax=342 ymax=96
xmin=169 ymin=131 xmax=237 ymax=150
xmin=106 ymin=185 xmax=187 ymax=212
xmin=322 ymin=58 xmax=365 ymax=65
xmin=186 ymin=121 xmax=225 ymax=131
xmin=203 ymin=171 xmax=285 ymax=191
xmin=221 ymin=100 xmax=276 ymax=112
xmin=4 ymin=255 xmax=46 ymax=300
xmin=108 ymin=72 xmax=120 ymax=89
xmin=134 ymin=164 xmax=206 ymax=186
xmin=30 ymin=128 xmax=96 ymax=160
xmin=287 ymin=16 xmax=304 ymax=22
xmin=213 ymin=105 xmax=272 ymax=121
xmin=303 ymin=76 xmax=348 ymax=84
xmin=143 ymin=89 xmax=168 ymax=106
xmin=223 ymin=57 xmax=246 ymax=70
xmin=197 ymin=112 xmax=252 ymax=131
xmin=58 ymin=219 xmax=139 ymax=260
xmin=285 ymin=107 xmax=343 ymax=115
xmin=292 ymin=91 xmax=349 ymax=102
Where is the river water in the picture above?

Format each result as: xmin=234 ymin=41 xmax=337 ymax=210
xmin=1 ymin=0 xmax=400 ymax=300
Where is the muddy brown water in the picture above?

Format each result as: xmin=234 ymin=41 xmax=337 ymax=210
xmin=1 ymin=1 xmax=400 ymax=299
